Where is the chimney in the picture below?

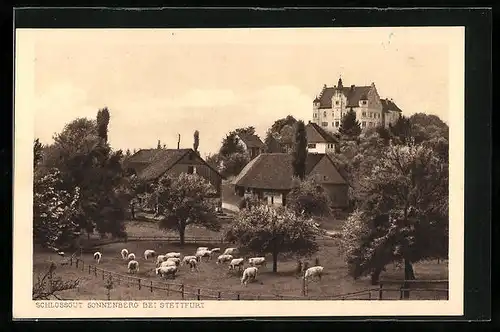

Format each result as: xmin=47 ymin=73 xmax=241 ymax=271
xmin=177 ymin=134 xmax=180 ymax=149
xmin=350 ymin=84 xmax=355 ymax=89
xmin=308 ymin=120 xmax=311 ymax=124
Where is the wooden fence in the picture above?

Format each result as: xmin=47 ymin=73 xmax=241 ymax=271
xmin=67 ymin=257 xmax=448 ymax=301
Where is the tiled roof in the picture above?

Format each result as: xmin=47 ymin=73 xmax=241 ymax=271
xmin=232 ymin=153 xmax=346 ymax=190
xmin=135 ymin=149 xmax=192 ymax=181
xmin=380 ymin=98 xmax=403 ymax=113
xmin=237 ymin=133 xmax=265 ymax=148
xmin=316 ymin=84 xmax=371 ymax=109
xmin=306 ymin=122 xmax=339 ymax=144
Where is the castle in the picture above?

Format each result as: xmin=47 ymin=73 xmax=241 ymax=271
xmin=311 ymin=77 xmax=402 ymax=133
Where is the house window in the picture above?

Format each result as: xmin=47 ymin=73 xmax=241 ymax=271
xmin=335 ymin=121 xmax=340 ymax=127
xmin=323 ymin=111 xmax=327 ymax=117
xmin=308 ymin=143 xmax=317 ymax=149
xmin=362 ymin=112 xmax=366 ymax=117
xmin=313 ymin=113 xmax=317 ymax=118
xmin=369 ymin=112 xmax=373 ymax=118
xmin=362 ymin=100 xmax=367 ymax=105
xmin=362 ymin=121 xmax=366 ymax=128
xmin=321 ymin=122 xmax=328 ymax=127
xmin=335 ymin=101 xmax=339 ymax=105
xmin=187 ymin=166 xmax=194 ymax=174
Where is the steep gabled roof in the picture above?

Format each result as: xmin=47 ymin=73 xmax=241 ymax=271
xmin=317 ymin=84 xmax=372 ymax=109
xmin=380 ymin=98 xmax=403 ymax=113
xmin=232 ymin=153 xmax=346 ymax=190
xmin=306 ymin=122 xmax=339 ymax=144
xmin=236 ymin=133 xmax=265 ymax=148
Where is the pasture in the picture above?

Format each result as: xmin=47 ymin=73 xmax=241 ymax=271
xmin=33 ymin=220 xmax=449 ymax=301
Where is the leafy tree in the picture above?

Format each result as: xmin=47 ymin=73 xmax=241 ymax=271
xmin=33 ymin=262 xmax=81 ymax=300
xmin=278 ymin=124 xmax=295 ymax=143
xmin=149 ymin=173 xmax=220 ymax=245
xmin=33 ymin=168 xmax=81 ymax=249
xmin=263 ymin=130 xmax=281 ymax=153
xmin=270 ymin=115 xmax=297 ymax=135
xmin=96 ymin=107 xmax=110 ymax=142
xmin=34 ymin=138 xmax=43 ymax=168
xmin=193 ymin=130 xmax=200 ymax=154
xmin=409 ymin=113 xmax=449 ymax=144
xmin=340 ymin=143 xmax=448 ymax=290
xmin=220 ymin=152 xmax=250 ymax=178
xmin=206 ymin=153 xmax=223 ymax=170
xmin=235 ymin=126 xmax=256 ymax=136
xmin=287 ymin=178 xmax=331 ymax=218
xmin=225 ymin=205 xmax=323 ymax=272
xmin=219 ymin=132 xmax=244 ymax=157
xmin=339 ymin=108 xmax=362 ymax=139
xmin=292 ymin=120 xmax=307 ymax=179
xmin=388 ymin=115 xmax=412 ymax=145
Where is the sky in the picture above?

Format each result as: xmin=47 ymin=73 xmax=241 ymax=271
xmin=23 ymin=27 xmax=462 ymax=157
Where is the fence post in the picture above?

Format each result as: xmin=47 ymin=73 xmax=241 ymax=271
xmin=94 ymin=266 xmax=97 ymax=277
xmin=378 ymin=284 xmax=383 ymax=300
xmin=102 ymin=269 xmax=105 ymax=280
xmin=197 ymin=289 xmax=201 ymax=300
xmin=88 ymin=265 xmax=91 ymax=274
xmin=368 ymin=291 xmax=372 ymax=300
xmin=70 ymin=257 xmax=73 ymax=266
xmin=218 ymin=292 xmax=221 ymax=300
xmin=76 ymin=259 xmax=79 ymax=268
xmin=138 ymin=279 xmax=141 ymax=290
xmin=237 ymin=293 xmax=240 ymax=300
xmin=302 ymin=275 xmax=307 ymax=296
xmin=150 ymin=281 xmax=153 ymax=292
xmin=399 ymin=286 xmax=404 ymax=300
xmin=181 ymin=284 xmax=185 ymax=299
xmin=167 ymin=283 xmax=170 ymax=296
xmin=81 ymin=261 xmax=84 ymax=271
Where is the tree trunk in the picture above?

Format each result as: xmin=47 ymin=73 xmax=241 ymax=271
xmin=179 ymin=223 xmax=186 ymax=247
xmin=272 ymin=250 xmax=278 ymax=273
xmin=370 ymin=267 xmax=382 ymax=285
xmin=130 ymin=204 xmax=135 ymax=220
xmin=403 ymin=259 xmax=415 ymax=299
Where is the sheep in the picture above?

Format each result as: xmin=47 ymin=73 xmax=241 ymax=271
xmin=248 ymin=257 xmax=266 ymax=267
xmin=216 ymin=254 xmax=233 ymax=265
xmin=160 ymin=260 xmax=177 ymax=268
xmin=57 ymin=251 xmax=65 ymax=257
xmin=156 ymin=255 xmax=167 ymax=267
xmin=210 ymin=248 xmax=221 ymax=254
xmin=182 ymin=255 xmax=197 ymax=265
xmin=127 ymin=253 xmax=136 ymax=261
xmin=303 ymin=266 xmax=324 ymax=282
xmin=121 ymin=249 xmax=129 ymax=260
xmin=166 ymin=257 xmax=181 ymax=266
xmin=165 ymin=252 xmax=181 ymax=259
xmin=155 ymin=265 xmax=177 ymax=279
xmin=241 ymin=266 xmax=258 ymax=286
xmin=127 ymin=260 xmax=139 ymax=274
xmin=196 ymin=249 xmax=212 ymax=262
xmin=196 ymin=247 xmax=209 ymax=253
xmin=223 ymin=247 xmax=238 ymax=255
xmin=229 ymin=258 xmax=245 ymax=271
xmin=93 ymin=251 xmax=102 ymax=264
xmin=144 ymin=250 xmax=156 ymax=260
xmin=188 ymin=258 xmax=198 ymax=271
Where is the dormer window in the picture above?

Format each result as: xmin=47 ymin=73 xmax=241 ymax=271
xmin=361 ymin=100 xmax=367 ymax=106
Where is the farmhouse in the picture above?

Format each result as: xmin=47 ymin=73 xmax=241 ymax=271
xmin=125 ymin=148 xmax=224 ymax=198
xmin=232 ymin=153 xmax=348 ymax=208
xmin=270 ymin=121 xmax=339 ymax=154
xmin=235 ymin=132 xmax=265 ymax=159
xmin=312 ymin=77 xmax=403 ymax=132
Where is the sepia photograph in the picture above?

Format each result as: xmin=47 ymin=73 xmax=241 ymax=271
xmin=14 ymin=23 xmax=466 ymax=318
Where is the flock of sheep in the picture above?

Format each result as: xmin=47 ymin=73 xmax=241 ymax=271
xmin=92 ymin=246 xmax=324 ymax=287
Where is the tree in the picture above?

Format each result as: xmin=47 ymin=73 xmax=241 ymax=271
xmin=225 ymin=205 xmax=322 ymax=272
xmin=270 ymin=115 xmax=297 ymax=135
xmin=33 ymin=261 xmax=81 ymax=300
xmin=292 ymin=120 xmax=307 ymax=180
xmin=340 ymin=143 xmax=448 ymax=290
xmin=286 ymin=178 xmax=331 ymax=218
xmin=193 ymin=130 xmax=200 ymax=154
xmin=33 ymin=168 xmax=81 ymax=249
xmin=96 ymin=107 xmax=110 ymax=143
xmin=157 ymin=140 xmax=161 ymax=149
xmin=263 ymin=130 xmax=282 ymax=153
xmin=388 ymin=115 xmax=412 ymax=145
xmin=339 ymin=108 xmax=362 ymax=139
xmin=149 ymin=173 xmax=220 ymax=245
xmin=219 ymin=132 xmax=244 ymax=157
xmin=409 ymin=113 xmax=449 ymax=144
xmin=235 ymin=126 xmax=256 ymax=136
xmin=34 ymin=138 xmax=43 ymax=168
xmin=220 ymin=152 xmax=250 ymax=178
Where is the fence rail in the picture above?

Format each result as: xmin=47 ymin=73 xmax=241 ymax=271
xmin=67 ymin=257 xmax=447 ymax=301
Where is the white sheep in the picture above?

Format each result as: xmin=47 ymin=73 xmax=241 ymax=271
xmin=216 ymin=254 xmax=233 ymax=265
xmin=223 ymin=247 xmax=238 ymax=255
xmin=144 ymin=250 xmax=156 ymax=260
xmin=210 ymin=248 xmax=221 ymax=254
xmin=196 ymin=247 xmax=209 ymax=253
xmin=241 ymin=266 xmax=258 ymax=286
xmin=155 ymin=265 xmax=177 ymax=279
xmin=165 ymin=252 xmax=181 ymax=259
xmin=127 ymin=260 xmax=139 ymax=274
xmin=121 ymin=249 xmax=129 ymax=260
xmin=229 ymin=258 xmax=245 ymax=271
xmin=182 ymin=255 xmax=197 ymax=265
xmin=188 ymin=258 xmax=198 ymax=271
xmin=303 ymin=266 xmax=324 ymax=282
xmin=248 ymin=257 xmax=266 ymax=267
xmin=156 ymin=255 xmax=167 ymax=266
xmin=160 ymin=260 xmax=177 ymax=268
xmin=166 ymin=257 xmax=181 ymax=266
xmin=93 ymin=251 xmax=102 ymax=264
xmin=196 ymin=249 xmax=212 ymax=262
xmin=127 ymin=253 xmax=136 ymax=261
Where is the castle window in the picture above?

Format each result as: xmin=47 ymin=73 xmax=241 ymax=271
xmin=335 ymin=121 xmax=340 ymax=127
xmin=323 ymin=111 xmax=327 ymax=117
xmin=313 ymin=113 xmax=317 ymax=118
xmin=321 ymin=122 xmax=328 ymax=127
xmin=369 ymin=112 xmax=373 ymax=118
xmin=362 ymin=100 xmax=367 ymax=105
xmin=308 ymin=143 xmax=317 ymax=149
xmin=362 ymin=121 xmax=366 ymax=128
xmin=335 ymin=101 xmax=339 ymax=105
xmin=362 ymin=112 xmax=366 ymax=117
